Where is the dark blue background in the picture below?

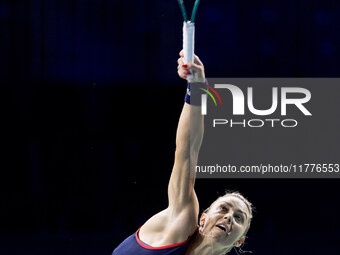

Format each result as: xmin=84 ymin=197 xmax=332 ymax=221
xmin=1 ymin=0 xmax=340 ymax=254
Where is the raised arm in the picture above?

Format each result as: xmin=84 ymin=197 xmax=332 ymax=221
xmin=138 ymin=52 xmax=206 ymax=245
xmin=168 ymin=52 xmax=205 ymax=212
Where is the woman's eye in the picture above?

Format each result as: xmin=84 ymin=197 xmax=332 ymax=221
xmin=235 ymin=215 xmax=243 ymax=222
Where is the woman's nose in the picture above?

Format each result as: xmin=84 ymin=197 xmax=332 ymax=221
xmin=224 ymin=213 xmax=233 ymax=224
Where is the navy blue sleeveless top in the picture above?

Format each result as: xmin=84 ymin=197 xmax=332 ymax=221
xmin=112 ymin=227 xmax=197 ymax=255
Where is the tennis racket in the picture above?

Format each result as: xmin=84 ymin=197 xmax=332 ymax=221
xmin=177 ymin=0 xmax=200 ymax=80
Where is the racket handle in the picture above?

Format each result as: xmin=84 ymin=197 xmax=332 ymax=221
xmin=183 ymin=21 xmax=195 ymax=80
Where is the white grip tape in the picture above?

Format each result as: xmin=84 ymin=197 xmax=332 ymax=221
xmin=183 ymin=21 xmax=195 ymax=80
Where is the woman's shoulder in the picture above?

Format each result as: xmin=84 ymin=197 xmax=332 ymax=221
xmin=138 ymin=207 xmax=198 ymax=247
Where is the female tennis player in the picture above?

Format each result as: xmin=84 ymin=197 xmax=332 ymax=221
xmin=112 ymin=51 xmax=253 ymax=255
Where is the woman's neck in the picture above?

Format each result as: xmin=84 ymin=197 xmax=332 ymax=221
xmin=188 ymin=233 xmax=228 ymax=255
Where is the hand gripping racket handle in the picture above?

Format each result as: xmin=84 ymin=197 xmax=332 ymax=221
xmin=183 ymin=21 xmax=195 ymax=80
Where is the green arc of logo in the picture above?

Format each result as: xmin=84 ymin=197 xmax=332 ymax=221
xmin=199 ymin=88 xmax=217 ymax=106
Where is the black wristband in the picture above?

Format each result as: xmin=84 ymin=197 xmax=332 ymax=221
xmin=184 ymin=82 xmax=191 ymax=104
xmin=184 ymin=79 xmax=209 ymax=106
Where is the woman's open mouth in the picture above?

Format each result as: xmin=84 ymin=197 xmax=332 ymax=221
xmin=216 ymin=224 xmax=227 ymax=232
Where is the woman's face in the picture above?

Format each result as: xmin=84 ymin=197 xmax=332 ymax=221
xmin=199 ymin=196 xmax=250 ymax=250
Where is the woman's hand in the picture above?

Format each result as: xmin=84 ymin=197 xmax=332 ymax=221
xmin=177 ymin=50 xmax=206 ymax=83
